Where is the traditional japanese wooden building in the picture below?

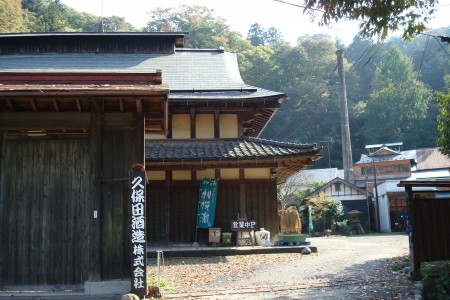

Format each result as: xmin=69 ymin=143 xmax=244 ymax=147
xmin=0 ymin=32 xmax=321 ymax=291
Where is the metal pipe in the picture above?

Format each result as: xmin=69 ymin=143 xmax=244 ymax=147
xmin=157 ymin=250 xmax=163 ymax=291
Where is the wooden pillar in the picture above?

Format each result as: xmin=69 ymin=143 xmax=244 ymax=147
xmin=0 ymin=131 xmax=6 ymax=288
xmin=167 ymin=113 xmax=172 ymax=139
xmin=238 ymin=114 xmax=244 ymax=137
xmin=165 ymin=171 xmax=172 ymax=245
xmin=89 ymin=100 xmax=103 ymax=281
xmin=239 ymin=183 xmax=246 ymax=219
xmin=135 ymin=113 xmax=145 ymax=164
xmin=190 ymin=108 xmax=196 ymax=139
xmin=214 ymin=109 xmax=220 ymax=138
xmin=405 ymin=185 xmax=417 ymax=275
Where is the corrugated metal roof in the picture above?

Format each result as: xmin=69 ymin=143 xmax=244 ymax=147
xmin=0 ymin=50 xmax=284 ymax=100
xmin=365 ymin=142 xmax=403 ymax=149
xmin=355 ymin=150 xmax=416 ymax=164
xmin=288 ymin=168 xmax=344 ymax=185
xmin=145 ymin=137 xmax=319 ymax=161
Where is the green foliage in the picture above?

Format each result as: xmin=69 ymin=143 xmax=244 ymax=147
xmin=335 ymin=220 xmax=351 ymax=235
xmin=101 ymin=16 xmax=135 ymax=32
xmin=421 ymin=261 xmax=450 ymax=299
xmin=296 ymin=182 xmax=324 ymax=201
xmin=309 ymin=194 xmax=345 ymax=232
xmin=390 ymin=257 xmax=409 ymax=272
xmin=18 ymin=0 xmax=133 ymax=32
xmin=247 ymin=23 xmax=284 ymax=46
xmin=301 ymin=0 xmax=436 ymax=40
xmin=145 ymin=5 xmax=249 ymax=52
xmin=260 ymin=37 xmax=341 ymax=149
xmin=238 ymin=45 xmax=276 ymax=90
xmin=362 ymin=45 xmax=432 ymax=144
xmin=1 ymin=1 xmax=448 ymax=166
xmin=0 ymin=0 xmax=25 ymax=32
xmin=147 ymin=275 xmax=174 ymax=291
xmin=437 ymin=76 xmax=450 ymax=156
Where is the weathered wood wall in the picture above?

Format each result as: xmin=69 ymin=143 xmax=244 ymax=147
xmin=0 ymin=138 xmax=92 ymax=286
xmin=409 ymin=196 xmax=450 ymax=273
xmin=0 ymin=111 xmax=142 ymax=287
xmin=101 ymin=129 xmax=136 ymax=280
xmin=146 ymin=179 xmax=278 ymax=244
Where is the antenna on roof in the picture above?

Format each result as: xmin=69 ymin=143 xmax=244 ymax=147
xmin=98 ymin=0 xmax=105 ymax=33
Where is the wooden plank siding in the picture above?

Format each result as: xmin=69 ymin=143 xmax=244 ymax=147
xmin=100 ymin=130 xmax=136 ymax=280
xmin=409 ymin=196 xmax=450 ymax=273
xmin=0 ymin=110 xmax=144 ymax=287
xmin=146 ymin=179 xmax=278 ymax=244
xmin=0 ymin=138 xmax=92 ymax=286
xmin=0 ymin=131 xmax=6 ymax=288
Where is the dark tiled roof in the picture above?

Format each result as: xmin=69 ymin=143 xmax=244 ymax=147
xmin=0 ymin=50 xmax=285 ymax=100
xmin=145 ymin=137 xmax=319 ymax=161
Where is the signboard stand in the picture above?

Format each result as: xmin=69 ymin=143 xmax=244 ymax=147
xmin=130 ymin=171 xmax=147 ymax=299
xmin=231 ymin=219 xmax=257 ymax=247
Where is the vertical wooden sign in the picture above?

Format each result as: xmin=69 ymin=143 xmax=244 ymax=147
xmin=130 ymin=171 xmax=147 ymax=298
xmin=196 ymin=178 xmax=219 ymax=228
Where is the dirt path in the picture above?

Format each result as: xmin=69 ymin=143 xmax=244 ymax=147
xmin=152 ymin=233 xmax=416 ymax=299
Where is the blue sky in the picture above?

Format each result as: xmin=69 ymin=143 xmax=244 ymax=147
xmin=61 ymin=0 xmax=450 ymax=45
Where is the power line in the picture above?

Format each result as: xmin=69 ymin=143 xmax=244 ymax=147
xmin=273 ymin=0 xmax=325 ymax=13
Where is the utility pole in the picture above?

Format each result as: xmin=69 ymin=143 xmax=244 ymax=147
xmin=319 ymin=139 xmax=333 ymax=169
xmin=373 ymin=160 xmax=381 ymax=232
xmin=336 ymin=49 xmax=354 ymax=183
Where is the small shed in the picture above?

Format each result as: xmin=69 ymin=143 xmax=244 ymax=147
xmin=305 ymin=177 xmax=373 ymax=230
xmin=398 ymin=180 xmax=450 ymax=276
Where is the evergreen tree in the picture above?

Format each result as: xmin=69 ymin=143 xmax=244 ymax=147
xmin=362 ymin=45 xmax=432 ymax=145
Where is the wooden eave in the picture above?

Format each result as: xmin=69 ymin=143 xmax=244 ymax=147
xmin=0 ymin=72 xmax=169 ymax=135
xmin=145 ymin=152 xmax=322 ymax=182
xmin=169 ymin=98 xmax=281 ymax=138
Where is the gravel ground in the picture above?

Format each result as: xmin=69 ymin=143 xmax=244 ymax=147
xmin=147 ymin=233 xmax=417 ymax=299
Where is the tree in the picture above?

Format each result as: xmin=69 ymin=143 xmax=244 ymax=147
xmin=101 ymin=16 xmax=135 ymax=32
xmin=437 ymin=76 xmax=450 ymax=155
xmin=277 ymin=173 xmax=320 ymax=209
xmin=247 ymin=23 xmax=284 ymax=46
xmin=247 ymin=23 xmax=265 ymax=46
xmin=264 ymin=26 xmax=284 ymax=46
xmin=238 ymin=45 xmax=277 ymax=90
xmin=298 ymin=0 xmax=437 ymax=39
xmin=309 ymin=193 xmax=345 ymax=232
xmin=261 ymin=37 xmax=342 ymax=169
xmin=0 ymin=0 xmax=26 ymax=32
xmin=145 ymin=5 xmax=249 ymax=51
xmin=362 ymin=45 xmax=432 ymax=145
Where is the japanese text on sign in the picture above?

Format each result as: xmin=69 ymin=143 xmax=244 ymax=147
xmin=230 ymin=220 xmax=257 ymax=231
xmin=196 ymin=178 xmax=219 ymax=229
xmin=130 ymin=172 xmax=147 ymax=297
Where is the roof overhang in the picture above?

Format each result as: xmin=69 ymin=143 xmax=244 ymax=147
xmin=0 ymin=71 xmax=170 ymax=135
xmin=144 ymin=137 xmax=322 ymax=181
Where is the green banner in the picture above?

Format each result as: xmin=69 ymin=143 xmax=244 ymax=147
xmin=197 ymin=178 xmax=219 ymax=228
xmin=309 ymin=206 xmax=314 ymax=232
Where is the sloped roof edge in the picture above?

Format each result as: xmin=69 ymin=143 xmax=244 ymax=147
xmin=305 ymin=177 xmax=372 ymax=199
xmin=145 ymin=136 xmax=320 ymax=162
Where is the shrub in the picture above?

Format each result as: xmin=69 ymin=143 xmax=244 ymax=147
xmin=421 ymin=260 xmax=450 ymax=299
xmin=336 ymin=220 xmax=351 ymax=235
